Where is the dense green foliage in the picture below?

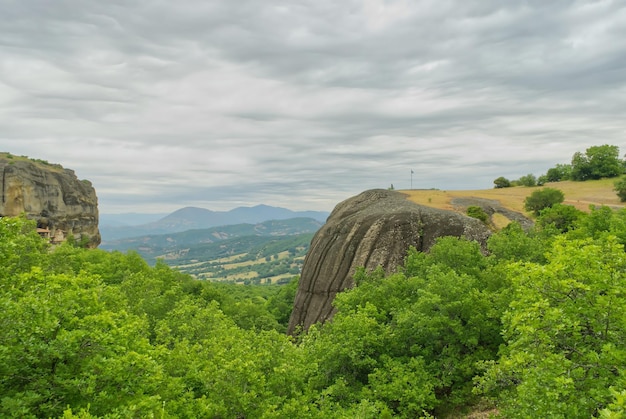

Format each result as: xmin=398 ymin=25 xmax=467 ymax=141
xmin=546 ymin=163 xmax=573 ymax=182
xmin=571 ymin=145 xmax=623 ymax=181
xmin=1 ymin=208 xmax=625 ymax=418
xmin=476 ymin=236 xmax=626 ymax=418
xmin=516 ymin=173 xmax=537 ymax=187
xmin=524 ymin=187 xmax=565 ymax=215
xmin=493 ymin=176 xmax=511 ymax=188
xmin=614 ymin=176 xmax=626 ymax=202
xmin=466 ymin=206 xmax=489 ymax=223
xmin=494 ymin=144 xmax=624 ymax=189
xmin=536 ymin=203 xmax=585 ymax=233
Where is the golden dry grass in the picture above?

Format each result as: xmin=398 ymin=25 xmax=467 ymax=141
xmin=401 ymin=178 xmax=625 ymax=216
xmin=225 ymin=271 xmax=258 ymax=281
xmin=214 ymin=253 xmax=249 ymax=263
xmin=223 ymin=259 xmax=262 ymax=269
xmin=222 ymin=251 xmax=290 ymax=269
xmin=268 ymin=273 xmax=294 ymax=284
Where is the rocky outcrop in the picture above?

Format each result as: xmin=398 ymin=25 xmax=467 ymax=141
xmin=287 ymin=189 xmax=492 ymax=334
xmin=0 ymin=154 xmax=100 ymax=248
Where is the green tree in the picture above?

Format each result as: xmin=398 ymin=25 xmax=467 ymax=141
xmin=0 ymin=215 xmax=318 ymax=417
xmin=536 ymin=203 xmax=584 ymax=233
xmin=524 ymin=187 xmax=565 ymax=215
xmin=546 ymin=164 xmax=572 ymax=182
xmin=614 ymin=176 xmax=626 ymax=202
xmin=301 ymin=238 xmax=505 ymax=416
xmin=517 ymin=173 xmax=537 ymax=187
xmin=493 ymin=176 xmax=511 ymax=188
xmin=571 ymin=145 xmax=623 ymax=181
xmin=587 ymin=144 xmax=623 ymax=178
xmin=487 ymin=222 xmax=547 ymax=263
xmin=536 ymin=174 xmax=548 ymax=186
xmin=476 ymin=236 xmax=626 ymax=418
xmin=571 ymin=151 xmax=593 ymax=181
xmin=569 ymin=205 xmax=626 ymax=249
xmin=0 ymin=267 xmax=164 ymax=417
xmin=0 ymin=215 xmax=47 ymax=279
xmin=267 ymin=276 xmax=299 ymax=329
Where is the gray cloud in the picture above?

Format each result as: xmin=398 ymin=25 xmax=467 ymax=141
xmin=1 ymin=0 xmax=625 ymax=213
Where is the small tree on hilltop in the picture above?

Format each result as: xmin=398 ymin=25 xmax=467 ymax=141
xmin=493 ymin=176 xmax=511 ymax=188
xmin=537 ymin=175 xmax=548 ymax=186
xmin=571 ymin=144 xmax=623 ymax=181
xmin=524 ymin=187 xmax=565 ymax=216
xmin=517 ymin=173 xmax=537 ymax=187
xmin=546 ymin=164 xmax=572 ymax=182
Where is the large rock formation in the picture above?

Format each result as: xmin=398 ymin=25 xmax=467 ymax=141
xmin=288 ymin=189 xmax=493 ymax=334
xmin=0 ymin=154 xmax=100 ymax=248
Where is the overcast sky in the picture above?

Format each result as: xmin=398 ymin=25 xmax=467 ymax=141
xmin=2 ymin=1 xmax=625 ymax=214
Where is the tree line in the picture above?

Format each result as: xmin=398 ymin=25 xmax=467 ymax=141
xmin=1 ymin=207 xmax=625 ymax=417
xmin=493 ymin=144 xmax=625 ymax=189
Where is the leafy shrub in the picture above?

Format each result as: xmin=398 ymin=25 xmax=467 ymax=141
xmin=466 ymin=206 xmax=489 ymax=223
xmin=614 ymin=176 xmax=626 ymax=202
xmin=524 ymin=187 xmax=565 ymax=215
xmin=536 ymin=203 xmax=584 ymax=233
xmin=476 ymin=237 xmax=626 ymax=418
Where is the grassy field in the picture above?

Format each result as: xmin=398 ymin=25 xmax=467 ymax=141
xmin=174 ymin=249 xmax=303 ymax=284
xmin=401 ymin=178 xmax=625 ymax=217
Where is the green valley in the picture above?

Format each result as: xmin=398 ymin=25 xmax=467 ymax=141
xmin=101 ymin=217 xmax=321 ymax=283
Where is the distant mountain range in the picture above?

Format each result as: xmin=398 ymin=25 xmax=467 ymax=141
xmin=99 ymin=205 xmax=330 ymax=241
xmin=100 ymin=217 xmax=324 ymax=253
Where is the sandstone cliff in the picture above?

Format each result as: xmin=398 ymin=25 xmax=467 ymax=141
xmin=288 ymin=189 xmax=493 ymax=334
xmin=0 ymin=154 xmax=100 ymax=248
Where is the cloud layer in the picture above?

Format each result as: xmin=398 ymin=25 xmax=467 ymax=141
xmin=2 ymin=1 xmax=625 ymax=213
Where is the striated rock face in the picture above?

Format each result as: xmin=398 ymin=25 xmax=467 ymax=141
xmin=288 ymin=189 xmax=492 ymax=334
xmin=0 ymin=155 xmax=100 ymax=248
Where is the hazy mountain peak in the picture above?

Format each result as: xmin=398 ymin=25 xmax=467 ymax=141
xmin=100 ymin=204 xmax=329 ymax=242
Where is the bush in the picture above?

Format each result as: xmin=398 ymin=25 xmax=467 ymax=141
xmin=467 ymin=206 xmax=489 ymax=223
xmin=614 ymin=176 xmax=626 ymax=202
xmin=524 ymin=187 xmax=565 ymax=215
xmin=536 ymin=204 xmax=584 ymax=233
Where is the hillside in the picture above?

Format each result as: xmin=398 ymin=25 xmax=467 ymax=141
xmin=102 ymin=217 xmax=323 ymax=283
xmin=402 ymin=179 xmax=625 ymax=228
